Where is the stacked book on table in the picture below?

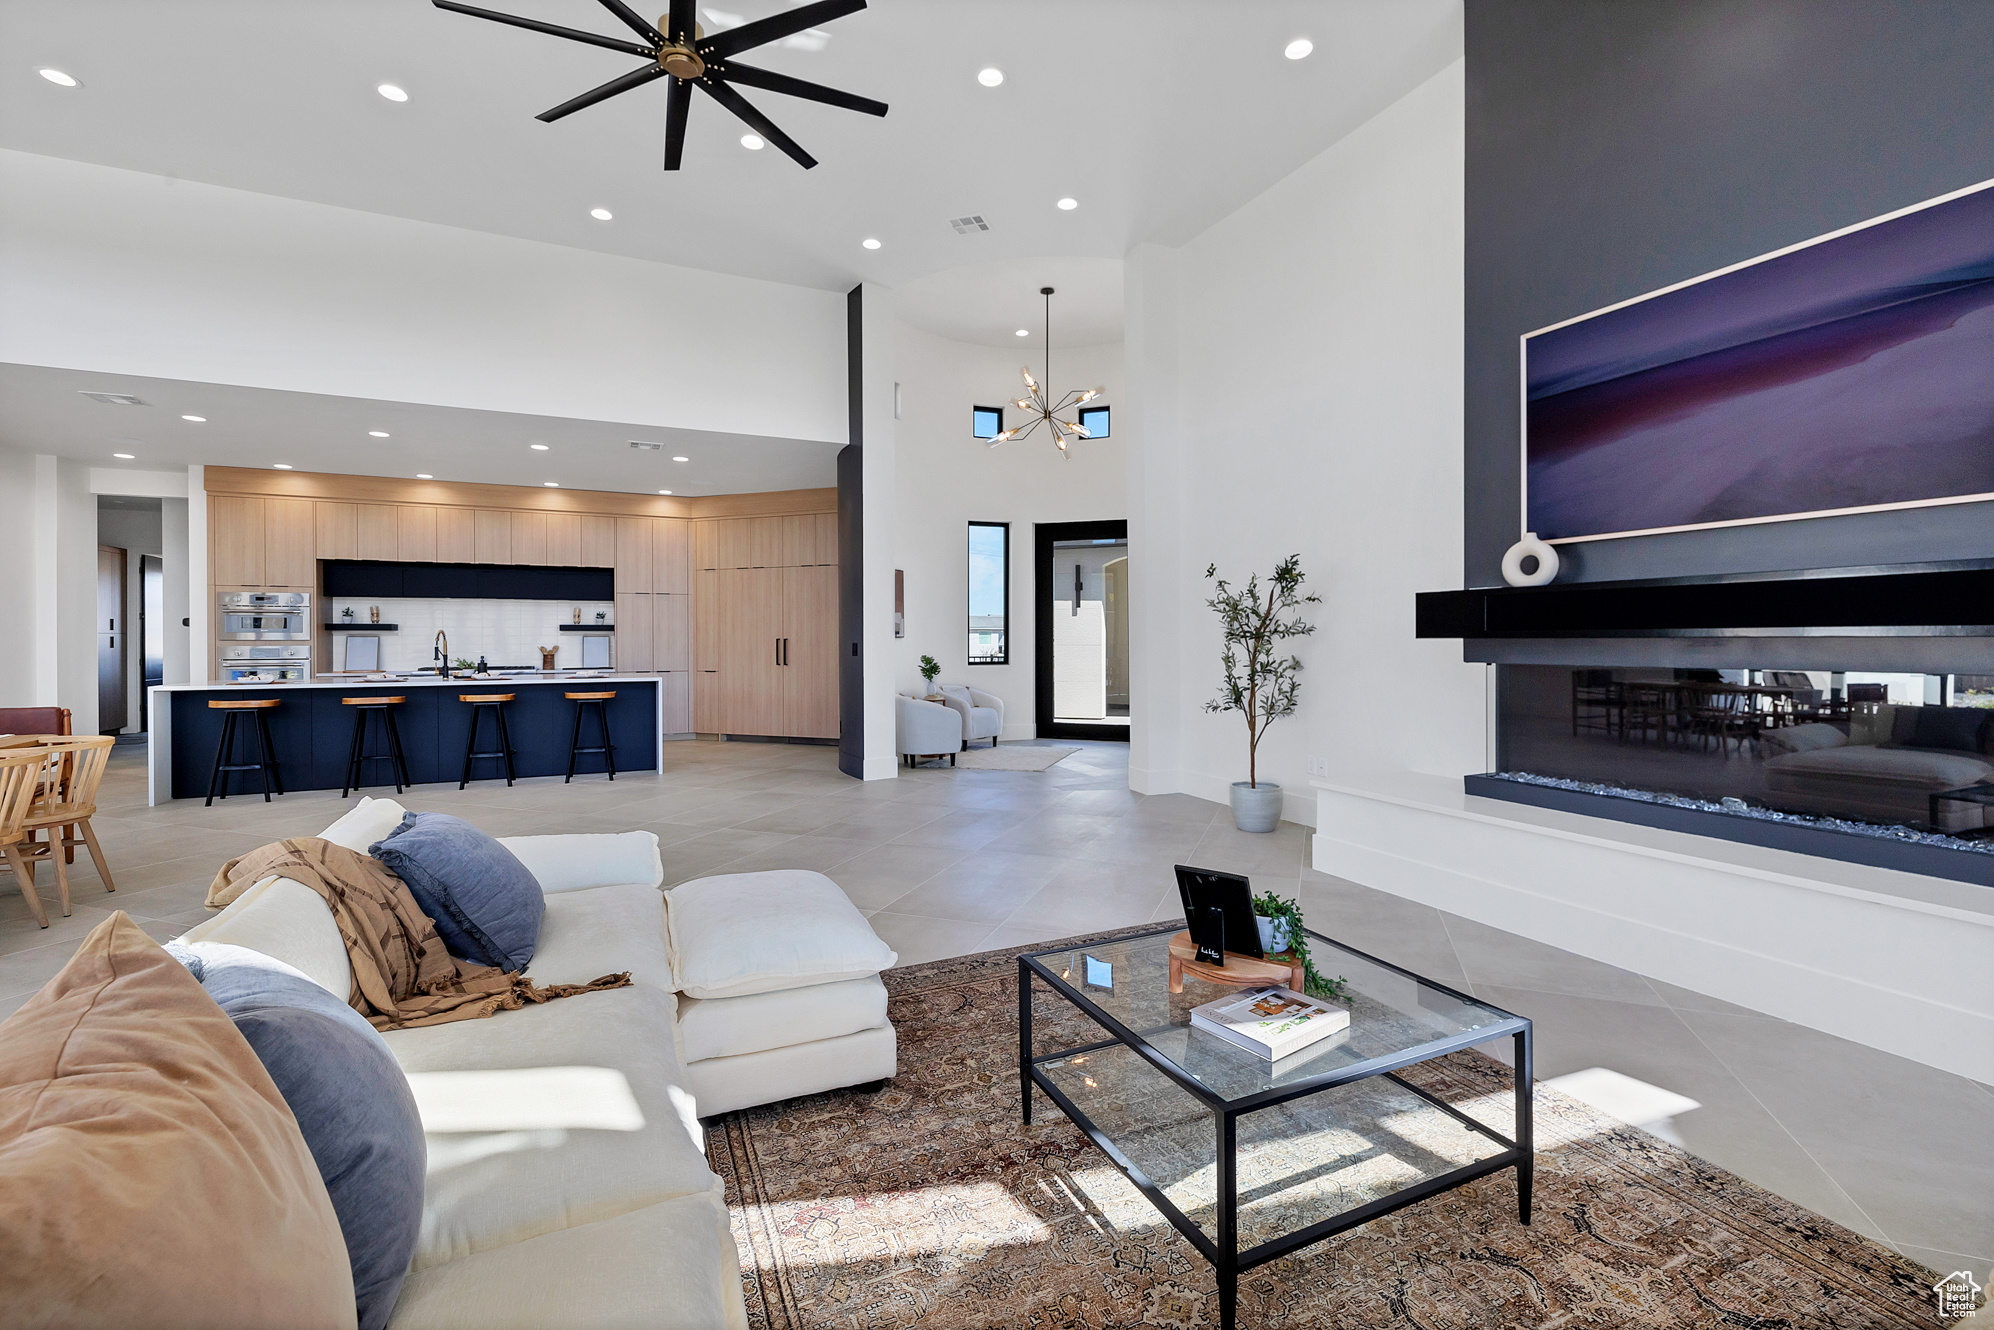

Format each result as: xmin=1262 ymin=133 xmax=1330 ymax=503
xmin=1190 ymin=986 xmax=1350 ymax=1061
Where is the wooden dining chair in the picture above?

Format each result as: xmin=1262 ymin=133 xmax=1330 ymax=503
xmin=20 ymin=735 xmax=118 ymax=915
xmin=0 ymin=746 xmax=61 ymax=928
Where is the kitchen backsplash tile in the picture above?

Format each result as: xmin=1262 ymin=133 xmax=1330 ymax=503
xmin=327 ymin=598 xmax=614 ymax=672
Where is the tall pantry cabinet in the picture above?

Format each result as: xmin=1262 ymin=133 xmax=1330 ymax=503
xmin=692 ymin=513 xmax=838 ymax=739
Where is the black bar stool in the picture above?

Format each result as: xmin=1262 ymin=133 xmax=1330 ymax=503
xmin=341 ymin=695 xmax=411 ymax=798
xmin=459 ymin=693 xmax=518 ymax=789
xmin=564 ymin=691 xmax=618 ymax=783
xmin=205 ymin=698 xmax=284 ymax=806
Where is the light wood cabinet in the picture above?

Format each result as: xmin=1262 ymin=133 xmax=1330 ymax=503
xmin=474 ymin=509 xmax=511 ymax=564
xmin=615 ymin=518 xmax=653 ymax=593
xmin=614 ymin=592 xmax=654 ymax=671
xmin=357 ymin=505 xmax=399 ymax=561
xmin=814 ymin=511 xmax=839 ymax=566
xmin=692 ymin=520 xmax=719 ymax=571
xmin=264 ymin=499 xmax=316 ymax=587
xmin=660 ymin=672 xmax=692 ymax=736
xmin=211 ymin=497 xmax=264 ymax=586
xmin=715 ymin=518 xmax=753 ymax=570
xmin=511 ymin=510 xmax=549 ymax=565
xmin=694 ymin=671 xmax=723 ymax=733
xmin=315 ymin=502 xmax=357 ymax=561
xmin=777 ymin=515 xmax=814 ymax=569
xmin=653 ymin=519 xmax=689 ymax=593
xmin=654 ymin=593 xmax=689 ymax=670
xmin=749 ymin=517 xmax=782 ymax=569
xmin=436 ymin=507 xmax=475 ymax=563
xmin=398 ymin=505 xmax=437 ymax=562
xmin=693 ymin=570 xmax=720 ymax=671
xmin=546 ymin=512 xmax=581 ymax=566
xmin=580 ymin=515 xmax=616 ymax=567
xmin=719 ymin=568 xmax=780 ymax=734
xmin=781 ymin=566 xmax=839 ymax=737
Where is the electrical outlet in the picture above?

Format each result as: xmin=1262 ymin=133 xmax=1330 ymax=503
xmin=1306 ymin=756 xmax=1330 ymax=779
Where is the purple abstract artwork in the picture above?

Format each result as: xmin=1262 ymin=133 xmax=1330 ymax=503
xmin=1525 ymin=181 xmax=1994 ymax=542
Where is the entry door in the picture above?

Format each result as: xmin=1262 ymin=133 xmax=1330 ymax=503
xmin=1034 ymin=520 xmax=1129 ymax=742
xmin=97 ymin=545 xmax=128 ymax=734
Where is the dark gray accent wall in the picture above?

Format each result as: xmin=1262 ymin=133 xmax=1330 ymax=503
xmin=1466 ymin=1 xmax=1994 ymax=588
xmin=838 ymin=286 xmax=864 ymax=779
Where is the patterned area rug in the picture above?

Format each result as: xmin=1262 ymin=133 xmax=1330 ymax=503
xmin=950 ymin=745 xmax=1080 ymax=772
xmin=708 ymin=926 xmax=1943 ymax=1328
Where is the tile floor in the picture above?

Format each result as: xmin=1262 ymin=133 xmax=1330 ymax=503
xmin=3 ymin=736 xmax=1987 ymax=1277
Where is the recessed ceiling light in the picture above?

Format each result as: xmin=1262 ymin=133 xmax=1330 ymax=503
xmin=181 ymin=414 xmax=206 ymax=422
xmin=657 ymin=489 xmax=673 ymax=495
xmin=1015 ymin=328 xmax=1029 ymax=337
xmin=861 ymin=237 xmax=881 ymax=250
xmin=416 ymin=473 xmax=433 ymax=479
xmin=39 ymin=69 xmax=78 ymax=87
xmin=112 ymin=452 xmax=135 ymax=460
xmin=273 ymin=464 xmax=293 ymax=470
xmin=740 ymin=133 xmax=764 ymax=150
xmin=1056 ymin=197 xmax=1078 ymax=210
xmin=977 ymin=67 xmax=1004 ymax=87
xmin=530 ymin=443 xmax=549 ymax=450
xmin=377 ymin=83 xmax=408 ymax=102
xmin=590 ymin=207 xmax=613 ymax=221
xmin=1284 ymin=38 xmax=1313 ymax=60
xmin=672 ymin=455 xmax=689 ymax=462
xmin=543 ymin=481 xmax=559 ymax=487
xmin=369 ymin=430 xmax=390 ymax=437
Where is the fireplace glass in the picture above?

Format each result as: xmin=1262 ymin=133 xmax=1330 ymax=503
xmin=1495 ymin=667 xmax=1994 ymax=841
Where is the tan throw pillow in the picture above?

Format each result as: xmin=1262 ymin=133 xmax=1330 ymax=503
xmin=0 ymin=912 xmax=357 ymax=1330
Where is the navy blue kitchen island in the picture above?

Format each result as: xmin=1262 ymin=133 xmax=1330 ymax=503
xmin=147 ymin=674 xmax=665 ymax=803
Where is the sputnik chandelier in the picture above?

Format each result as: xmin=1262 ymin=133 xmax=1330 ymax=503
xmin=990 ymin=286 xmax=1102 ymax=457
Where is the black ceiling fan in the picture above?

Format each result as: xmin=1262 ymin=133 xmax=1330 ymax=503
xmin=433 ymin=0 xmax=887 ymax=170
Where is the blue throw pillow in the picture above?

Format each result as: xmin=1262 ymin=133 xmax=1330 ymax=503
xmin=369 ymin=811 xmax=544 ymax=971
xmin=170 ymin=941 xmax=424 ymax=1330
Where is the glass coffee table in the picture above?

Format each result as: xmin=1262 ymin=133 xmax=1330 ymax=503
xmin=1019 ymin=926 xmax=1532 ymax=1329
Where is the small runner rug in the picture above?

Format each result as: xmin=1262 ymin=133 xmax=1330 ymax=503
xmin=707 ymin=925 xmax=1944 ymax=1329
xmin=950 ymin=744 xmax=1079 ymax=772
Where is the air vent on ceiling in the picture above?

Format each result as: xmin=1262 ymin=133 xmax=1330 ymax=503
xmin=949 ymin=215 xmax=991 ymax=235
xmin=79 ymin=391 xmax=146 ymax=406
xmin=628 ymin=440 xmax=664 ymax=451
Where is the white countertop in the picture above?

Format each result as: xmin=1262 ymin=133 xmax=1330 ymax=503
xmin=152 ymin=673 xmax=667 ymax=693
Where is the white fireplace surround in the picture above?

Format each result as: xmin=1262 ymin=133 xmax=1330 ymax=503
xmin=1312 ymin=773 xmax=1994 ymax=1084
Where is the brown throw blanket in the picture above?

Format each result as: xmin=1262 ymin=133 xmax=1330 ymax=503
xmin=207 ymin=838 xmax=629 ymax=1031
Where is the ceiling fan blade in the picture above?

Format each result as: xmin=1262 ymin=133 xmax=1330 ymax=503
xmin=667 ymin=0 xmax=696 ymax=44
xmin=431 ymin=0 xmax=655 ymax=58
xmin=537 ymin=62 xmax=673 ymax=123
xmin=697 ymin=79 xmax=816 ymax=168
xmin=699 ymin=0 xmax=865 ymax=58
xmin=717 ymin=60 xmax=887 ymax=116
xmin=663 ymin=76 xmax=691 ymax=170
xmin=592 ymin=0 xmax=667 ymax=47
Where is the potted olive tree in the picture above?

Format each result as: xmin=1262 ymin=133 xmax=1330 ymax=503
xmin=1204 ymin=554 xmax=1318 ymax=832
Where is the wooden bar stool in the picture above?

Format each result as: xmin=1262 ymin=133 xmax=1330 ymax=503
xmin=459 ymin=693 xmax=518 ymax=789
xmin=564 ymin=691 xmax=618 ymax=783
xmin=206 ymin=699 xmax=284 ymax=806
xmin=341 ymin=695 xmax=411 ymax=798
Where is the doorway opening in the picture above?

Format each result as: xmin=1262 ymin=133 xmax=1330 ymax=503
xmin=1035 ymin=520 xmax=1129 ymax=742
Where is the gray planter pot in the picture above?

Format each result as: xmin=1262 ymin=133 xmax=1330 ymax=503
xmin=1255 ymin=914 xmax=1291 ymax=955
xmin=1229 ymin=781 xmax=1282 ymax=833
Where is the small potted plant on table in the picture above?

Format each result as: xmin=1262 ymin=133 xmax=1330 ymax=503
xmin=919 ymin=654 xmax=943 ymax=700
xmin=1251 ymin=889 xmax=1347 ymax=1001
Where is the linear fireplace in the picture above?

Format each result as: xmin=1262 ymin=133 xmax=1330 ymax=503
xmin=1417 ymin=562 xmax=1994 ymax=887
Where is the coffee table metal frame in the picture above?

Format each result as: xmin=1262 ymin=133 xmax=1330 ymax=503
xmin=1018 ymin=924 xmax=1533 ymax=1330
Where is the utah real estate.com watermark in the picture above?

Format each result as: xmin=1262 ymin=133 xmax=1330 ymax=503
xmin=1936 ymin=1270 xmax=1984 ymax=1320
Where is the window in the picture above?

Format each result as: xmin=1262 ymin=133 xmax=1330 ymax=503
xmin=971 ymin=405 xmax=1004 ymax=440
xmin=967 ymin=521 xmax=1008 ymax=665
xmin=1078 ymin=403 xmax=1109 ymax=439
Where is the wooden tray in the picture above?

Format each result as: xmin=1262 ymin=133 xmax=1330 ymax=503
xmin=1166 ymin=930 xmax=1305 ymax=994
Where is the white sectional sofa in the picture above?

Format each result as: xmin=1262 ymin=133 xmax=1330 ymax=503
xmin=176 ymin=797 xmax=898 ymax=1330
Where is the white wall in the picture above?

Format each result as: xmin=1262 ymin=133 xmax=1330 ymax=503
xmin=1126 ymin=60 xmax=1480 ymax=822
xmin=0 ymin=447 xmax=35 ymax=704
xmin=26 ymin=455 xmax=101 ymax=733
xmin=0 ymin=149 xmax=846 ymax=442
xmin=892 ymin=323 xmax=1126 ymax=736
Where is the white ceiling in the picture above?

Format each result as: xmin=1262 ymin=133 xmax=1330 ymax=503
xmin=0 ymin=363 xmax=838 ymax=495
xmin=0 ymin=0 xmax=1461 ymax=298
xmin=895 ymin=256 xmax=1124 ymax=349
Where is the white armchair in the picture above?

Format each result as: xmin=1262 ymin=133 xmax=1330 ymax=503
xmin=938 ymin=685 xmax=1003 ymax=749
xmin=896 ymin=694 xmax=964 ymax=767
